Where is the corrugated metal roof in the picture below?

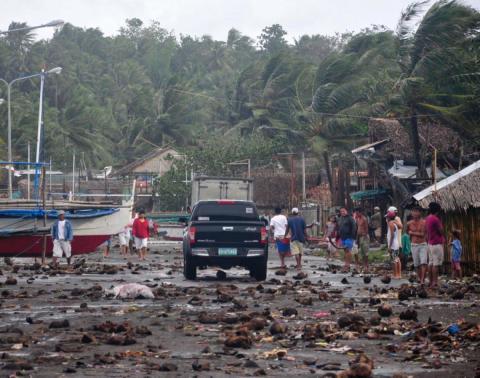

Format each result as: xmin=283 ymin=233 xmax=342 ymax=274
xmin=414 ymin=159 xmax=480 ymax=201
xmin=351 ymin=139 xmax=390 ymax=154
xmin=412 ymin=160 xmax=480 ymax=211
xmin=388 ymin=160 xmax=446 ymax=180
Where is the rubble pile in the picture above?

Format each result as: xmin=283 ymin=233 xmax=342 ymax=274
xmin=0 ymin=250 xmax=478 ymax=376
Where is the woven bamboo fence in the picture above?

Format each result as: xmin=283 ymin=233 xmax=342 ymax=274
xmin=442 ymin=208 xmax=480 ymax=275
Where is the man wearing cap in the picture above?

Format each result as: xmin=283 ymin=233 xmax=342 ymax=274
xmin=284 ymin=207 xmax=308 ymax=271
xmin=51 ymin=210 xmax=74 ymax=267
xmin=387 ymin=206 xmax=403 ymax=248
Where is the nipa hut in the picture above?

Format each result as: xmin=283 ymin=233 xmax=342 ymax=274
xmin=413 ymin=159 xmax=480 ymax=275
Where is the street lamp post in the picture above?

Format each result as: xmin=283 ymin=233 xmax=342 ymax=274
xmin=0 ymin=19 xmax=63 ymax=199
xmin=0 ymin=67 xmax=62 ymax=199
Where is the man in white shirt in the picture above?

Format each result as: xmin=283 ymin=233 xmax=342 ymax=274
xmin=270 ymin=207 xmax=289 ymax=268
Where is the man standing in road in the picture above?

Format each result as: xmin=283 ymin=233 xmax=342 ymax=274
xmin=387 ymin=211 xmax=402 ymax=278
xmin=338 ymin=207 xmax=357 ymax=273
xmin=425 ymin=202 xmax=445 ymax=288
xmin=388 ymin=205 xmax=403 ymax=248
xmin=270 ymin=207 xmax=289 ymax=269
xmin=132 ymin=209 xmax=150 ymax=261
xmin=51 ymin=210 xmax=74 ymax=267
xmin=354 ymin=207 xmax=369 ymax=272
xmin=407 ymin=206 xmax=427 ymax=285
xmin=284 ymin=207 xmax=307 ymax=271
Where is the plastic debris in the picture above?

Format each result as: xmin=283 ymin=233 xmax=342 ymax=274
xmin=111 ymin=283 xmax=154 ymax=299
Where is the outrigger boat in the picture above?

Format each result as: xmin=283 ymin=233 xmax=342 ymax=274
xmin=0 ymin=161 xmax=134 ymax=258
xmin=0 ymin=200 xmax=133 ymax=258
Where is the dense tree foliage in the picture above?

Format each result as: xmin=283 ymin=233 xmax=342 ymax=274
xmin=0 ymin=0 xmax=478 ymax=178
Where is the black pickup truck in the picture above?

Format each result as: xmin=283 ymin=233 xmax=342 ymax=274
xmin=182 ymin=200 xmax=268 ymax=280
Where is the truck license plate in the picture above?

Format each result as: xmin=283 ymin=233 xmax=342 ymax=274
xmin=218 ymin=248 xmax=237 ymax=256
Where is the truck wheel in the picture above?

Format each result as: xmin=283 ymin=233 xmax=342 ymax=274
xmin=252 ymin=257 xmax=267 ymax=281
xmin=184 ymin=254 xmax=197 ymax=280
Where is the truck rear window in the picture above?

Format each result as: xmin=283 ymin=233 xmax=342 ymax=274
xmin=192 ymin=203 xmax=259 ymax=221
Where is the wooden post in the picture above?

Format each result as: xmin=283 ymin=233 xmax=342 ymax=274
xmin=41 ymin=166 xmax=47 ymax=264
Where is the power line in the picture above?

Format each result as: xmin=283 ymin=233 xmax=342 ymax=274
xmin=169 ymin=87 xmax=459 ymax=122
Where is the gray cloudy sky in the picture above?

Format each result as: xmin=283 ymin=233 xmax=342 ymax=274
xmin=1 ymin=0 xmax=479 ymax=42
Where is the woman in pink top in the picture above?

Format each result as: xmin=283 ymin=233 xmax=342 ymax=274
xmin=425 ymin=202 xmax=445 ymax=288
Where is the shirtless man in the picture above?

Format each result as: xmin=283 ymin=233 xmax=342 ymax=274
xmin=354 ymin=208 xmax=369 ymax=272
xmin=407 ymin=206 xmax=427 ymax=285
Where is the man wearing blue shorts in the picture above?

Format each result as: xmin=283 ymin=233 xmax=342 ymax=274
xmin=285 ymin=207 xmax=308 ymax=271
xmin=338 ymin=207 xmax=357 ymax=272
xmin=270 ymin=207 xmax=289 ymax=269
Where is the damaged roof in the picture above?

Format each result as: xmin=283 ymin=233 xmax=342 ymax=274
xmin=368 ymin=118 xmax=463 ymax=161
xmin=413 ymin=159 xmax=480 ymax=211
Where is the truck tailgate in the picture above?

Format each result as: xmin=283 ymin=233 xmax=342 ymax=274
xmin=192 ymin=221 xmax=265 ymax=248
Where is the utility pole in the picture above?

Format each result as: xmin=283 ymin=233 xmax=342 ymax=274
xmin=72 ymin=151 xmax=75 ymax=200
xmin=276 ymin=152 xmax=296 ymax=209
xmin=302 ymin=152 xmax=306 ymax=204
xmin=49 ymin=157 xmax=52 ymax=197
xmin=290 ymin=155 xmax=296 ymax=208
xmin=27 ymin=142 xmax=31 ymax=200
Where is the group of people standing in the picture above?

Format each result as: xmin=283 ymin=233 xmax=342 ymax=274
xmin=50 ymin=208 xmax=153 ymax=266
xmin=324 ymin=207 xmax=371 ymax=273
xmin=115 ymin=209 xmax=151 ymax=260
xmin=405 ymin=202 xmax=462 ymax=287
xmin=270 ymin=207 xmax=310 ymax=271
xmin=269 ymin=201 xmax=462 ymax=287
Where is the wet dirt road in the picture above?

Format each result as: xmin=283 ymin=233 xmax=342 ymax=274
xmin=0 ymin=242 xmax=479 ymax=377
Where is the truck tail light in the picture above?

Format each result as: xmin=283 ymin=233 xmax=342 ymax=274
xmin=260 ymin=226 xmax=267 ymax=245
xmin=217 ymin=200 xmax=235 ymax=204
xmin=189 ymin=227 xmax=196 ymax=246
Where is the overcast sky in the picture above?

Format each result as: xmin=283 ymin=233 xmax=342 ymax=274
xmin=1 ymin=0 xmax=479 ymax=42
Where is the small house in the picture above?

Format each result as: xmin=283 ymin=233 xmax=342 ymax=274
xmin=413 ymin=159 xmax=480 ymax=275
xmin=114 ymin=147 xmax=179 ymax=192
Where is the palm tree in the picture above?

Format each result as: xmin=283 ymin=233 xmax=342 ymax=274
xmin=392 ymin=0 xmax=480 ymax=176
xmin=308 ymin=31 xmax=398 ymax=192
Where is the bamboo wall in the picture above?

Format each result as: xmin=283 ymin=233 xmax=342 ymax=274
xmin=443 ymin=207 xmax=480 ymax=275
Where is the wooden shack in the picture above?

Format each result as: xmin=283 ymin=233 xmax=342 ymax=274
xmin=413 ymin=160 xmax=480 ymax=275
xmin=113 ymin=147 xmax=179 ymax=193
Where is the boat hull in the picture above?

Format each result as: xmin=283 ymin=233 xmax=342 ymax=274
xmin=0 ymin=203 xmax=132 ymax=257
xmin=0 ymin=234 xmax=110 ymax=257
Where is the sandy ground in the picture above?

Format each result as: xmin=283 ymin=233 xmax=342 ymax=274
xmin=0 ymin=242 xmax=479 ymax=377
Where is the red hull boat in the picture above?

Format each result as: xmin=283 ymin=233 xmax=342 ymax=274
xmin=0 ymin=233 xmax=110 ymax=258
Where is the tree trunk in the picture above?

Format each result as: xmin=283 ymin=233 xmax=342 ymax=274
xmin=410 ymin=107 xmax=428 ymax=178
xmin=323 ymin=151 xmax=333 ymax=191
xmin=337 ymin=161 xmax=346 ymax=207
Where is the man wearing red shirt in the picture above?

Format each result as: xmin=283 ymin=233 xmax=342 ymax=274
xmin=425 ymin=202 xmax=445 ymax=288
xmin=132 ymin=209 xmax=149 ymax=260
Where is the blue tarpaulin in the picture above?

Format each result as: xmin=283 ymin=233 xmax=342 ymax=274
xmin=350 ymin=188 xmax=389 ymax=201
xmin=0 ymin=208 xmax=119 ymax=219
